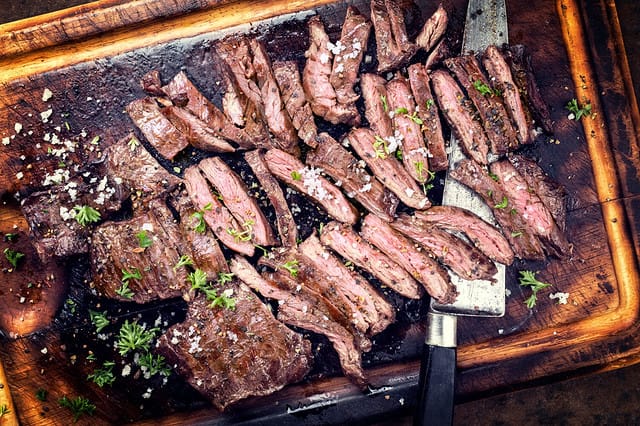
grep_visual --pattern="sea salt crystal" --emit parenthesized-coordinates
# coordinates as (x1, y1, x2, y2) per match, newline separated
(549, 292, 570, 305)
(40, 108, 53, 123)
(42, 88, 53, 102)
(14, 122, 22, 134)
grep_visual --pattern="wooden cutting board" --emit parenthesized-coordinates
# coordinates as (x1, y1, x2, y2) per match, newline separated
(0, 0, 639, 424)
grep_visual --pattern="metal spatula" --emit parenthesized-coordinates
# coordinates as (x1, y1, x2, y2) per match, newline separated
(414, 1, 508, 425)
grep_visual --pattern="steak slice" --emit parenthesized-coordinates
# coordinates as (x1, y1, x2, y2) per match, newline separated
(414, 205, 515, 266)
(156, 283, 313, 411)
(162, 70, 257, 150)
(303, 15, 360, 126)
(391, 214, 498, 282)
(126, 97, 189, 160)
(346, 127, 430, 210)
(449, 158, 546, 260)
(508, 154, 567, 232)
(502, 44, 554, 134)
(230, 256, 367, 387)
(482, 45, 533, 144)
(361, 213, 456, 304)
(407, 63, 448, 172)
(250, 38, 300, 155)
(330, 6, 371, 106)
(298, 234, 395, 336)
(198, 157, 276, 247)
(306, 132, 399, 221)
(489, 159, 570, 257)
(320, 221, 423, 299)
(244, 149, 298, 247)
(263, 148, 359, 224)
(272, 61, 318, 147)
(183, 165, 255, 256)
(162, 105, 236, 153)
(387, 74, 430, 183)
(431, 69, 490, 165)
(445, 55, 519, 156)
(90, 198, 190, 303)
(370, 0, 418, 73)
(361, 73, 394, 140)
(415, 4, 448, 52)
(104, 132, 180, 209)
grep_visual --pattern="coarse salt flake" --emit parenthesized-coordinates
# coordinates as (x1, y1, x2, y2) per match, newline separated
(40, 108, 53, 123)
(549, 292, 570, 305)
(14, 123, 22, 134)
(42, 88, 53, 102)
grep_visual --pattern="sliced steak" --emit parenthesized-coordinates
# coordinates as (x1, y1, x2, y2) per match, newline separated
(320, 221, 423, 299)
(306, 132, 399, 221)
(346, 127, 430, 210)
(198, 157, 276, 247)
(431, 69, 490, 165)
(445, 55, 518, 156)
(162, 71, 257, 149)
(298, 234, 395, 336)
(171, 194, 229, 275)
(230, 256, 367, 387)
(156, 283, 313, 411)
(387, 74, 430, 183)
(415, 4, 448, 52)
(407, 63, 448, 172)
(303, 15, 360, 126)
(508, 154, 567, 231)
(449, 158, 546, 260)
(250, 38, 300, 155)
(391, 214, 498, 282)
(126, 97, 189, 160)
(370, 0, 418, 73)
(414, 205, 515, 266)
(361, 73, 394, 139)
(273, 61, 318, 147)
(489, 159, 570, 257)
(183, 165, 255, 256)
(263, 148, 359, 224)
(90, 198, 190, 303)
(215, 36, 262, 107)
(482, 45, 533, 144)
(104, 132, 180, 208)
(330, 6, 371, 106)
(244, 149, 298, 247)
(162, 105, 236, 153)
(361, 213, 456, 304)
(502, 44, 554, 134)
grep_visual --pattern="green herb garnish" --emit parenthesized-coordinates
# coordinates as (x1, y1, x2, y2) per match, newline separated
(136, 230, 153, 248)
(291, 170, 302, 181)
(519, 270, 552, 309)
(138, 353, 171, 378)
(227, 220, 254, 243)
(3, 247, 25, 269)
(73, 205, 101, 226)
(280, 259, 299, 277)
(380, 94, 388, 112)
(87, 361, 116, 387)
(191, 203, 212, 234)
(116, 320, 159, 356)
(58, 395, 96, 422)
(566, 98, 592, 121)
(89, 310, 110, 333)
(115, 281, 135, 299)
(473, 80, 495, 96)
(0, 404, 10, 418)
(35, 388, 48, 402)
(494, 196, 508, 209)
(173, 254, 194, 271)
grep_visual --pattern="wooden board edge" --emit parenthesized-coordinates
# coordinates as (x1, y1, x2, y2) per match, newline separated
(0, 359, 18, 426)
(0, 0, 235, 59)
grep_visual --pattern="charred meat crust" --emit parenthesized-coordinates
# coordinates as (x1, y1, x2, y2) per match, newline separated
(156, 284, 313, 411)
(360, 72, 394, 139)
(370, 0, 418, 73)
(306, 132, 399, 221)
(415, 3, 448, 52)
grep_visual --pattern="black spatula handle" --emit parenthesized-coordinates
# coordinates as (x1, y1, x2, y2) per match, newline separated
(414, 312, 457, 426)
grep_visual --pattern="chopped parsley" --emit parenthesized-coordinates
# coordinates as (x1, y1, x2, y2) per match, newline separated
(73, 205, 101, 226)
(121, 267, 142, 282)
(380, 94, 388, 112)
(188, 268, 236, 310)
(519, 270, 552, 309)
(138, 353, 171, 378)
(89, 310, 110, 333)
(58, 395, 96, 422)
(280, 259, 299, 277)
(3, 248, 25, 269)
(116, 320, 159, 356)
(566, 98, 592, 121)
(115, 282, 135, 299)
(473, 80, 496, 96)
(291, 170, 302, 181)
(494, 196, 509, 209)
(227, 220, 254, 242)
(87, 361, 116, 387)
(136, 230, 153, 248)
(173, 254, 194, 271)
(0, 404, 9, 418)
(191, 203, 212, 234)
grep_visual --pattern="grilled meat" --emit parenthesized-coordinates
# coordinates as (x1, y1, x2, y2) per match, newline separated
(445, 55, 519, 155)
(330, 6, 372, 106)
(162, 105, 236, 153)
(183, 165, 255, 256)
(126, 97, 189, 160)
(431, 69, 490, 165)
(90, 198, 190, 303)
(264, 148, 359, 224)
(407, 63, 448, 172)
(450, 158, 547, 260)
(370, 0, 418, 73)
(346, 127, 430, 210)
(320, 221, 423, 299)
(156, 283, 313, 411)
(303, 15, 361, 126)
(306, 132, 399, 221)
(361, 214, 456, 304)
(391, 213, 498, 282)
(386, 74, 430, 183)
(360, 73, 394, 139)
(244, 149, 298, 246)
(415, 4, 448, 52)
(198, 157, 276, 247)
(230, 256, 367, 387)
(414, 205, 515, 266)
(272, 61, 318, 147)
(482, 45, 533, 144)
